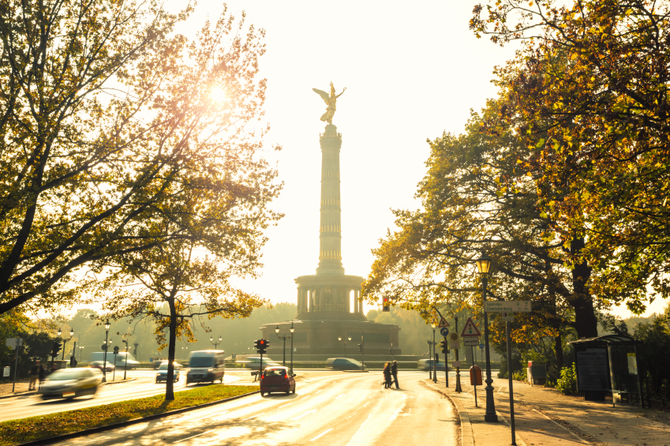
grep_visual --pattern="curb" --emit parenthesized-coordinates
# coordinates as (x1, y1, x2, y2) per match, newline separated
(421, 380, 470, 446)
(16, 390, 259, 445)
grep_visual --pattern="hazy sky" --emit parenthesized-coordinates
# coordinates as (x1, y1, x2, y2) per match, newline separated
(175, 0, 667, 320)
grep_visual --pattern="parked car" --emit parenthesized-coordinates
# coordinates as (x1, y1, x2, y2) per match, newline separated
(90, 361, 115, 373)
(417, 359, 445, 371)
(38, 368, 103, 400)
(156, 361, 182, 383)
(326, 357, 363, 370)
(186, 350, 225, 384)
(260, 366, 295, 396)
(88, 352, 139, 370)
(238, 356, 280, 371)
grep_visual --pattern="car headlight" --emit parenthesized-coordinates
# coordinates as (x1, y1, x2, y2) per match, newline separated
(208, 368, 214, 372)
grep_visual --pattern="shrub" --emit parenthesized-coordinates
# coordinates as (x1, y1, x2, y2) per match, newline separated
(556, 364, 577, 395)
(512, 369, 527, 381)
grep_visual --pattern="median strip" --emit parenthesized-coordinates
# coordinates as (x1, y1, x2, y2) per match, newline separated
(0, 385, 257, 446)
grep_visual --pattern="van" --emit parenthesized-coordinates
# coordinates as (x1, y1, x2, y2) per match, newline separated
(186, 350, 225, 384)
(88, 351, 139, 370)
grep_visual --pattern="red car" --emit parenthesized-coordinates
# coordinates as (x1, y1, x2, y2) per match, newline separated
(260, 366, 295, 396)
(90, 361, 115, 373)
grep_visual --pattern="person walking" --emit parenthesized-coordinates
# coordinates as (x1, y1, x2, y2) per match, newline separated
(29, 361, 39, 390)
(391, 360, 399, 389)
(38, 364, 46, 390)
(383, 362, 392, 389)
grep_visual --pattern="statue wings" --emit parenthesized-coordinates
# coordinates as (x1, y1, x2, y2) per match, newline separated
(312, 88, 330, 104)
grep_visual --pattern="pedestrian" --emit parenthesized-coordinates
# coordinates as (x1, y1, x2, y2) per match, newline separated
(38, 364, 46, 390)
(29, 361, 39, 390)
(383, 362, 392, 389)
(391, 360, 399, 389)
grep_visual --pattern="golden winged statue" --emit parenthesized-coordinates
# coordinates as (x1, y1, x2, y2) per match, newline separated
(312, 82, 346, 125)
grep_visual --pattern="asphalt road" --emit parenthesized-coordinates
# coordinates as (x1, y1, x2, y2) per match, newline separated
(0, 369, 251, 422)
(44, 370, 458, 446)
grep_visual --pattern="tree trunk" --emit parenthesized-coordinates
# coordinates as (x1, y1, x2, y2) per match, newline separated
(571, 237, 599, 338)
(554, 332, 564, 372)
(166, 294, 178, 401)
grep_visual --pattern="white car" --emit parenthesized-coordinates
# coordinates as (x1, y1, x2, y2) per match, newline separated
(38, 368, 103, 400)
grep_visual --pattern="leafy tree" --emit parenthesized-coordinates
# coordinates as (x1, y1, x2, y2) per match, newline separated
(363, 102, 600, 345)
(0, 1, 276, 318)
(634, 304, 670, 403)
(470, 0, 670, 312)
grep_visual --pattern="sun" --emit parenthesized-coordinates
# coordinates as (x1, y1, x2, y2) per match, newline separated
(209, 86, 228, 104)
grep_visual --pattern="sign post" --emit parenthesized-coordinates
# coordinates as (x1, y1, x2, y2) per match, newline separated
(506, 320, 517, 445)
(6, 338, 22, 393)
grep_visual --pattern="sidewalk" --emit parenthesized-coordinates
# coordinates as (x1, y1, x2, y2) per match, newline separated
(423, 372, 670, 446)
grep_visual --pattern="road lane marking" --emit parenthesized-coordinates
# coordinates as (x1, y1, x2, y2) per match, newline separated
(241, 412, 265, 421)
(279, 403, 293, 408)
(292, 409, 317, 420)
(310, 428, 333, 441)
(174, 429, 214, 443)
(362, 401, 370, 407)
(335, 393, 346, 399)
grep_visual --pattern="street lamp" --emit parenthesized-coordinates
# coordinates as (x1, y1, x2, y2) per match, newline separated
(477, 253, 498, 422)
(289, 322, 295, 375)
(275, 325, 291, 367)
(431, 321, 437, 383)
(102, 320, 110, 382)
(58, 328, 74, 361)
(78, 345, 85, 361)
(210, 335, 222, 349)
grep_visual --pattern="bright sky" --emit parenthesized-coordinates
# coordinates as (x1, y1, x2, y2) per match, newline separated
(174, 0, 667, 320)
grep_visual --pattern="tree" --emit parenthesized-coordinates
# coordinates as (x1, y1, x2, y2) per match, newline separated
(363, 102, 600, 343)
(470, 0, 670, 312)
(84, 9, 282, 400)
(0, 1, 276, 317)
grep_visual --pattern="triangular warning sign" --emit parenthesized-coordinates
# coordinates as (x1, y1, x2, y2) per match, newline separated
(461, 317, 481, 337)
(438, 316, 450, 328)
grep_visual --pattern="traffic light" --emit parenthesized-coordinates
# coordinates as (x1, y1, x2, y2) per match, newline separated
(52, 341, 62, 358)
(254, 339, 269, 354)
(357, 343, 362, 352)
(440, 339, 448, 354)
(113, 346, 119, 354)
(382, 297, 390, 312)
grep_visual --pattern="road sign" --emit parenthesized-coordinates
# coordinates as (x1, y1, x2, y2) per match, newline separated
(5, 338, 22, 349)
(3, 366, 9, 377)
(479, 343, 485, 349)
(449, 332, 460, 349)
(485, 301, 532, 313)
(502, 312, 515, 322)
(463, 337, 479, 346)
(461, 317, 481, 337)
(438, 316, 450, 328)
(440, 327, 449, 337)
(452, 361, 462, 368)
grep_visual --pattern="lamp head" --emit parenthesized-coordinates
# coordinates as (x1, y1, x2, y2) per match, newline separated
(57, 328, 62, 337)
(275, 325, 280, 334)
(338, 337, 342, 341)
(69, 329, 74, 337)
(104, 320, 110, 331)
(290, 326, 295, 333)
(476, 254, 492, 275)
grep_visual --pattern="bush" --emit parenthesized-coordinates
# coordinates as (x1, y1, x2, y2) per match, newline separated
(556, 364, 577, 395)
(512, 369, 527, 381)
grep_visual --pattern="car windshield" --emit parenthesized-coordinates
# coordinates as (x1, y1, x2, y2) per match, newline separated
(47, 370, 87, 381)
(264, 368, 286, 377)
(190, 357, 214, 368)
(158, 363, 179, 370)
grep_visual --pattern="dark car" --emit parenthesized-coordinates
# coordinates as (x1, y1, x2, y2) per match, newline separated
(38, 368, 102, 400)
(326, 357, 363, 370)
(156, 361, 181, 383)
(90, 361, 115, 373)
(260, 366, 295, 396)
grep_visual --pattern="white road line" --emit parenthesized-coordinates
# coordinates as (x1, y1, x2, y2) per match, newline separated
(335, 393, 346, 399)
(362, 401, 370, 407)
(173, 429, 214, 443)
(279, 403, 293, 408)
(241, 412, 265, 421)
(532, 409, 590, 444)
(310, 428, 333, 442)
(292, 409, 317, 421)
(389, 408, 402, 421)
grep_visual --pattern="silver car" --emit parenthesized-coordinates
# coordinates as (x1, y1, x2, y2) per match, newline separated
(38, 367, 103, 400)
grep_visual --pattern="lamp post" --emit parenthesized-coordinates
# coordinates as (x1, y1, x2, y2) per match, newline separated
(58, 328, 74, 361)
(122, 337, 129, 380)
(210, 335, 222, 349)
(102, 320, 110, 383)
(275, 325, 291, 367)
(289, 322, 295, 375)
(431, 322, 437, 383)
(78, 345, 85, 362)
(477, 253, 498, 422)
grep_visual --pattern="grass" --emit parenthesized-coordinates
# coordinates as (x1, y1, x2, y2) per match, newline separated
(0, 384, 257, 446)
